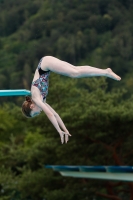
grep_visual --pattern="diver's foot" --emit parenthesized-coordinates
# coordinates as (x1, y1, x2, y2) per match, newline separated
(106, 68, 121, 81)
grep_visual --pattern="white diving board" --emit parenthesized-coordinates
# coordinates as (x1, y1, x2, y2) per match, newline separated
(45, 165, 133, 182)
(0, 90, 31, 96)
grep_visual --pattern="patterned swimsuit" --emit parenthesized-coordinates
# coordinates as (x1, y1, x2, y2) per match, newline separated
(32, 58, 50, 100)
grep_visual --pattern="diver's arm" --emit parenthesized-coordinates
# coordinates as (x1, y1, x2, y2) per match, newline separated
(33, 98, 70, 143)
(45, 103, 70, 134)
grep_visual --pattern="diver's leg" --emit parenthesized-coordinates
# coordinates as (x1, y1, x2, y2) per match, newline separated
(42, 56, 121, 80)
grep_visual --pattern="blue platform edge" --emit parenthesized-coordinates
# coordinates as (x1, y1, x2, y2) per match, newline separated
(45, 165, 133, 173)
(0, 89, 31, 96)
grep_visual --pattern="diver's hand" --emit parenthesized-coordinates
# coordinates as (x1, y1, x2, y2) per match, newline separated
(59, 131, 71, 144)
(64, 130, 71, 144)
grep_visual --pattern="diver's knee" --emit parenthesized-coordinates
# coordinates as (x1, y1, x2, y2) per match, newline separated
(71, 69, 80, 78)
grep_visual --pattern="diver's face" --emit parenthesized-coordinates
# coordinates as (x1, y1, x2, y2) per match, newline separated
(30, 103, 42, 117)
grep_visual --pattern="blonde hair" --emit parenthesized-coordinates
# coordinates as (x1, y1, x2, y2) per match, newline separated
(21, 96, 32, 118)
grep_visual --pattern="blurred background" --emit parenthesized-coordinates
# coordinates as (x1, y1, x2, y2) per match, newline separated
(0, 0, 133, 199)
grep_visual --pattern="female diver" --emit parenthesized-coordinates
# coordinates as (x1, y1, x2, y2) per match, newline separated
(22, 56, 121, 144)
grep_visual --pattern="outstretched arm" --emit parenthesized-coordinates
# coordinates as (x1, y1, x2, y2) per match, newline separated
(45, 103, 71, 142)
(45, 103, 69, 132)
(32, 97, 71, 143)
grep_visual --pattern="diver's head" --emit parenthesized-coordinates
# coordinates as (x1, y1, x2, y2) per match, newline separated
(22, 96, 42, 118)
(22, 96, 32, 118)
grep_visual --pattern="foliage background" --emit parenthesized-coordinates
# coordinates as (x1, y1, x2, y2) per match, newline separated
(0, 0, 133, 199)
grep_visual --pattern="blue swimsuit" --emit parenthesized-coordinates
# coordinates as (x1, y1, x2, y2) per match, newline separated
(32, 58, 50, 100)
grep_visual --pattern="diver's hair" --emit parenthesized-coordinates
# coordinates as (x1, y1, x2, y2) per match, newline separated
(21, 96, 32, 118)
